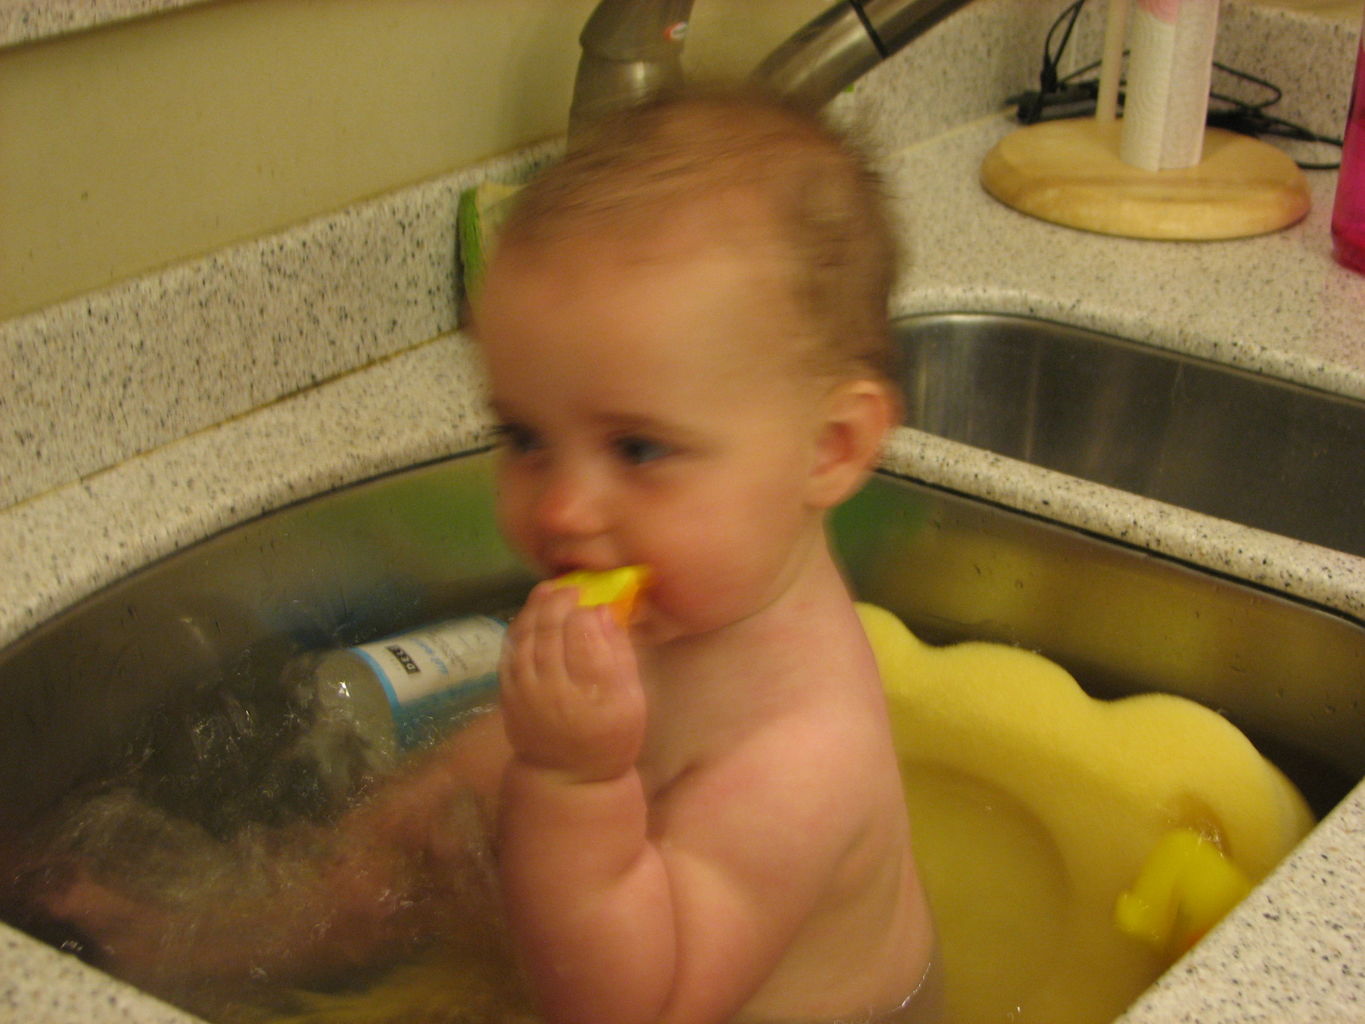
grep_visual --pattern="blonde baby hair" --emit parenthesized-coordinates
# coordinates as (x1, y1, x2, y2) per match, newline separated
(496, 87, 901, 386)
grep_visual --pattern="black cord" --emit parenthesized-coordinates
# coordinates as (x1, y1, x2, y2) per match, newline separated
(1012, 0, 1343, 170)
(848, 1, 889, 59)
(1205, 62, 1342, 169)
(1040, 0, 1086, 94)
(1209, 62, 1282, 112)
(1015, 1, 1088, 124)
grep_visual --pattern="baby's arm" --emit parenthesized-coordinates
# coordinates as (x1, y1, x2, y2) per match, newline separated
(496, 586, 853, 1024)
(497, 584, 669, 1023)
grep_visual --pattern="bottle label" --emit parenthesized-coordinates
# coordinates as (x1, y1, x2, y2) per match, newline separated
(351, 616, 504, 748)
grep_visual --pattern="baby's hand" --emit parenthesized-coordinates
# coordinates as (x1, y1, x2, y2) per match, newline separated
(499, 583, 645, 784)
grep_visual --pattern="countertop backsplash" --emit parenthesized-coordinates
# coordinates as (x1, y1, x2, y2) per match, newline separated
(0, 139, 555, 511)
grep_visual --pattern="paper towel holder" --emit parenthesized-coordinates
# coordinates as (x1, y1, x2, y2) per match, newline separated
(979, 0, 1310, 241)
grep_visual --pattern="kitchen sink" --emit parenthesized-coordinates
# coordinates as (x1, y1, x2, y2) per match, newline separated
(893, 313, 1365, 557)
(0, 449, 1361, 1023)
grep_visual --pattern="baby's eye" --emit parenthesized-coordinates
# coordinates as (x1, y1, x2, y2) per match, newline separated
(614, 435, 671, 466)
(493, 423, 542, 456)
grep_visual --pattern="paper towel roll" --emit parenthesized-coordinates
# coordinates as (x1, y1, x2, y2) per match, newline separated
(1120, 0, 1220, 171)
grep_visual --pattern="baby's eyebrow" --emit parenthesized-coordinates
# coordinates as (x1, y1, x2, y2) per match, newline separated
(599, 411, 659, 428)
(597, 411, 679, 435)
(599, 412, 715, 450)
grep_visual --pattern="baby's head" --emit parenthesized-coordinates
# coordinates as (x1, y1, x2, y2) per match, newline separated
(474, 90, 903, 631)
(490, 88, 900, 388)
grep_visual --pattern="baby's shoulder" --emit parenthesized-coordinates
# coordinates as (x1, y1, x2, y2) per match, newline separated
(731, 650, 896, 792)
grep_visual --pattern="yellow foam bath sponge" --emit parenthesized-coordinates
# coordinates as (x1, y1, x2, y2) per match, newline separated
(856, 603, 1313, 1024)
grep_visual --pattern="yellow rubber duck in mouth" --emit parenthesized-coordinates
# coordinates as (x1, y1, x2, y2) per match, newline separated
(548, 565, 652, 627)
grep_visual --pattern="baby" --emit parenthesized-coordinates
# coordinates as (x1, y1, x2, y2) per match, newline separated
(35, 90, 937, 1024)
(463, 89, 936, 1024)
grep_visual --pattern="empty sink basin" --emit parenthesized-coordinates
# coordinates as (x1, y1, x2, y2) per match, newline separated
(893, 313, 1365, 556)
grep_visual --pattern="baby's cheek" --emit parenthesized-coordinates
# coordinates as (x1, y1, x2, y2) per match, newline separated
(638, 568, 750, 637)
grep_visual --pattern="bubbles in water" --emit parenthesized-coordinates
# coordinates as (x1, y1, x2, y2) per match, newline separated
(2, 644, 531, 1024)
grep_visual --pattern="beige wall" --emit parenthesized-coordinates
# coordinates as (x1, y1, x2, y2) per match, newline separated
(0, 0, 829, 319)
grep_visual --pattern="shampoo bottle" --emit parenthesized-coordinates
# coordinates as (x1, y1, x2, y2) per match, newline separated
(288, 615, 505, 799)
(285, 566, 647, 801)
(1332, 9, 1365, 274)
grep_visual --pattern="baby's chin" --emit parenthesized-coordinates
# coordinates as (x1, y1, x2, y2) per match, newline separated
(635, 593, 771, 647)
(625, 609, 678, 646)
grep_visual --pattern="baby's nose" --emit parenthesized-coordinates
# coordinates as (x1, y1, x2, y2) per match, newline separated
(533, 466, 610, 538)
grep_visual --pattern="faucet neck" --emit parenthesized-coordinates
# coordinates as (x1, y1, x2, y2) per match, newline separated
(754, 0, 975, 109)
(568, 0, 696, 139)
(568, 0, 976, 139)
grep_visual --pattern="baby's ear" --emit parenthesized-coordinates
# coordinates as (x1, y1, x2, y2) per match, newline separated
(806, 378, 898, 509)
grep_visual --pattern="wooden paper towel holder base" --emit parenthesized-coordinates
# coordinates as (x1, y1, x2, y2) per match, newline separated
(980, 118, 1311, 240)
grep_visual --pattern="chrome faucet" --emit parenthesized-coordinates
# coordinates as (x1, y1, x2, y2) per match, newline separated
(568, 0, 695, 137)
(568, 0, 975, 139)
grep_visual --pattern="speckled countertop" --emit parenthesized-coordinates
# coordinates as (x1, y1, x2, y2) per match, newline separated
(0, 0, 210, 49)
(2, 1, 1364, 1021)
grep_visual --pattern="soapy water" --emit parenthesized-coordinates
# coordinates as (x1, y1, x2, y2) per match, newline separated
(0, 622, 1329, 1024)
(0, 653, 1117, 1024)
(13, 785, 533, 1024)
(1, 648, 534, 1024)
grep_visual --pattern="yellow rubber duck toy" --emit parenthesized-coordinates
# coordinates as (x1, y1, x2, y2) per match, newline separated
(1115, 825, 1253, 956)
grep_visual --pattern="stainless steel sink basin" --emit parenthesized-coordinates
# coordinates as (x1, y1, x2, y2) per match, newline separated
(0, 449, 1361, 1022)
(893, 313, 1365, 556)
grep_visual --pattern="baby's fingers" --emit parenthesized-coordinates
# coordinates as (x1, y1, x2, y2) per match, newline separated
(509, 583, 620, 696)
(500, 587, 644, 780)
(563, 604, 631, 698)
(499, 585, 583, 744)
(559, 604, 646, 777)
(508, 583, 576, 690)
